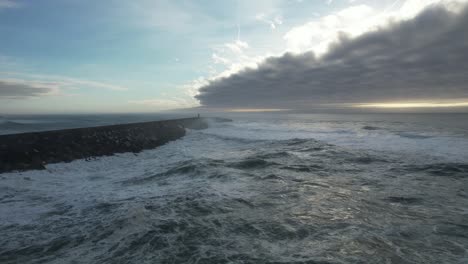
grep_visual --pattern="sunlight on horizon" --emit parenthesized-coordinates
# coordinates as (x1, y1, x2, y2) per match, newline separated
(226, 108, 290, 112)
(354, 101, 468, 108)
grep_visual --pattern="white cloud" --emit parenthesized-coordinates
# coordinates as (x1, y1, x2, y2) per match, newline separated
(284, 0, 468, 55)
(255, 13, 283, 29)
(64, 79, 128, 91)
(212, 53, 230, 65)
(129, 77, 203, 111)
(128, 95, 199, 110)
(0, 0, 20, 9)
(208, 38, 259, 76)
(224, 40, 249, 54)
(284, 4, 376, 54)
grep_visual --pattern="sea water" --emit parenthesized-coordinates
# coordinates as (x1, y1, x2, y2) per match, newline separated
(1, 113, 467, 263)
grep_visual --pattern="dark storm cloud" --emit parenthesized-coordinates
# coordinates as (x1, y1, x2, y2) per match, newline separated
(0, 80, 53, 98)
(196, 5, 468, 109)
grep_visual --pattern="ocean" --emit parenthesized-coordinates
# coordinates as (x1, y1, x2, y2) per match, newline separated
(1, 113, 468, 263)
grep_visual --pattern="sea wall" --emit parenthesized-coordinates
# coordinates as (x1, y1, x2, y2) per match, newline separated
(0, 117, 212, 173)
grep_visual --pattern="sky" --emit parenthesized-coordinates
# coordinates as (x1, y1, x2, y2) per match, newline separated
(1, 0, 467, 114)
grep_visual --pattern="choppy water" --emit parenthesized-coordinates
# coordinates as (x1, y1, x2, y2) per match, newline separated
(1, 113, 468, 263)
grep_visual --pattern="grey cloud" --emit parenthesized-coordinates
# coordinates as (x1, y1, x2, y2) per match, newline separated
(0, 80, 53, 99)
(196, 5, 468, 109)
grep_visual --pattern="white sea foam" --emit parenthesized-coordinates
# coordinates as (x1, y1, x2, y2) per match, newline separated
(0, 133, 248, 226)
(200, 118, 468, 163)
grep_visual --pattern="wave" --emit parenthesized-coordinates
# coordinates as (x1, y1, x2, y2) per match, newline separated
(397, 132, 433, 139)
(362, 125, 381, 130)
(198, 119, 468, 163)
(228, 158, 279, 170)
(121, 158, 227, 186)
(0, 120, 27, 127)
(384, 196, 423, 205)
(392, 163, 468, 178)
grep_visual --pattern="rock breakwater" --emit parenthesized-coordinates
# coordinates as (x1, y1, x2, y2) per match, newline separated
(0, 117, 220, 173)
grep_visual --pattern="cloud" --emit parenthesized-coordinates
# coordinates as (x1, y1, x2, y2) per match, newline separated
(284, 5, 377, 54)
(212, 53, 230, 65)
(128, 98, 197, 110)
(0, 73, 130, 101)
(195, 4, 468, 109)
(255, 13, 283, 29)
(62, 78, 128, 91)
(0, 79, 59, 99)
(224, 40, 249, 54)
(0, 0, 20, 9)
(284, 0, 468, 55)
(0, 72, 129, 92)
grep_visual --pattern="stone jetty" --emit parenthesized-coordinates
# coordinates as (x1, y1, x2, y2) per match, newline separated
(0, 117, 224, 173)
